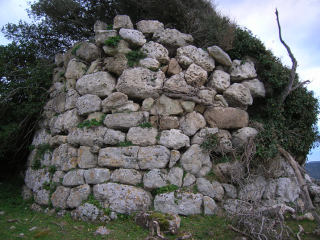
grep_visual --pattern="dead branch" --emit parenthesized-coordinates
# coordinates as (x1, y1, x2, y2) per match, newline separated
(29, 215, 37, 223)
(297, 225, 304, 240)
(279, 148, 320, 227)
(51, 221, 63, 230)
(275, 9, 310, 106)
(7, 218, 20, 223)
(228, 225, 253, 239)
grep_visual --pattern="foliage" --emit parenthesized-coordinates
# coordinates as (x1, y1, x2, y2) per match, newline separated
(149, 212, 174, 231)
(77, 115, 105, 129)
(116, 139, 133, 147)
(151, 184, 179, 196)
(106, 24, 113, 30)
(200, 133, 219, 153)
(48, 164, 57, 174)
(138, 122, 153, 128)
(126, 49, 147, 67)
(70, 44, 82, 54)
(31, 143, 52, 170)
(192, 185, 198, 194)
(227, 27, 320, 161)
(104, 35, 122, 47)
(42, 180, 58, 194)
(85, 193, 102, 209)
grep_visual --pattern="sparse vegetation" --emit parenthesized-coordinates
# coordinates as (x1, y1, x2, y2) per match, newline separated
(31, 143, 52, 170)
(151, 184, 179, 196)
(77, 115, 106, 129)
(126, 50, 147, 67)
(71, 44, 82, 55)
(138, 122, 153, 128)
(104, 36, 122, 47)
(116, 140, 133, 147)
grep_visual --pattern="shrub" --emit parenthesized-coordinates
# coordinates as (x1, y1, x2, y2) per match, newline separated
(126, 50, 147, 67)
(104, 36, 122, 47)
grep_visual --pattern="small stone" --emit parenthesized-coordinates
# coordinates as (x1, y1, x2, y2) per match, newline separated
(29, 227, 38, 231)
(94, 226, 112, 236)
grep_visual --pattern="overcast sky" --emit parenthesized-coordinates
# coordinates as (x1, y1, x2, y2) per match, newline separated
(1, 0, 320, 161)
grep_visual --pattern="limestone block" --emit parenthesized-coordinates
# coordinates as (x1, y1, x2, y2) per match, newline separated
(51, 186, 71, 209)
(185, 64, 207, 87)
(104, 54, 128, 76)
(207, 70, 230, 92)
(137, 20, 164, 37)
(154, 192, 178, 214)
(116, 67, 165, 99)
(150, 95, 183, 116)
(62, 169, 85, 187)
(67, 184, 91, 208)
(98, 146, 140, 169)
(176, 192, 203, 215)
(203, 196, 218, 215)
(78, 146, 98, 168)
(127, 127, 158, 146)
(167, 167, 183, 187)
(197, 89, 217, 103)
(183, 173, 196, 187)
(179, 111, 206, 136)
(159, 129, 190, 150)
(143, 169, 167, 191)
(52, 144, 78, 171)
(167, 58, 182, 76)
(139, 57, 160, 71)
(51, 109, 83, 135)
(104, 111, 149, 131)
(242, 79, 266, 98)
(223, 83, 253, 110)
(138, 146, 171, 170)
(103, 40, 132, 56)
(191, 128, 219, 145)
(196, 178, 216, 198)
(76, 43, 101, 62)
(180, 144, 212, 177)
(214, 94, 228, 107)
(65, 58, 87, 80)
(111, 169, 142, 186)
(140, 41, 170, 64)
(211, 180, 225, 201)
(169, 150, 180, 168)
(238, 176, 266, 201)
(229, 58, 257, 81)
(22, 185, 33, 201)
(35, 189, 50, 206)
(222, 184, 238, 199)
(93, 183, 152, 214)
(67, 126, 107, 147)
(103, 129, 126, 145)
(231, 127, 259, 149)
(65, 89, 80, 111)
(113, 15, 134, 30)
(101, 92, 128, 113)
(204, 107, 249, 129)
(52, 171, 66, 185)
(32, 129, 51, 148)
(207, 46, 232, 66)
(176, 45, 215, 71)
(94, 20, 108, 31)
(141, 98, 155, 111)
(84, 168, 111, 184)
(276, 177, 300, 202)
(119, 28, 146, 47)
(76, 94, 102, 116)
(111, 101, 140, 113)
(95, 30, 118, 47)
(262, 178, 276, 200)
(76, 72, 116, 97)
(160, 116, 180, 130)
(163, 72, 194, 94)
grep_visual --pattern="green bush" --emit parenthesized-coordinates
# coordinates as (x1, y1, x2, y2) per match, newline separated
(126, 50, 147, 67)
(104, 36, 122, 47)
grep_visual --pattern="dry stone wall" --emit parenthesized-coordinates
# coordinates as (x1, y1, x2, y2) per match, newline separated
(23, 15, 309, 221)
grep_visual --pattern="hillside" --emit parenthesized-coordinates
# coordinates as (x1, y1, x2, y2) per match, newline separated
(306, 161, 320, 180)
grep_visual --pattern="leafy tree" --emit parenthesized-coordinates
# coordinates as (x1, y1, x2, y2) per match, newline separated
(0, 41, 53, 175)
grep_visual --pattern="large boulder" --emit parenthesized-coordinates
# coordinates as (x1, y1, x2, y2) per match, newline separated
(207, 70, 230, 92)
(76, 94, 102, 116)
(159, 129, 190, 150)
(167, 167, 184, 187)
(127, 127, 158, 146)
(150, 95, 183, 116)
(101, 92, 128, 113)
(143, 169, 167, 191)
(176, 45, 215, 71)
(51, 186, 71, 209)
(93, 183, 152, 214)
(163, 73, 194, 94)
(62, 169, 85, 187)
(139, 58, 160, 71)
(242, 79, 266, 98)
(84, 168, 111, 184)
(111, 169, 142, 186)
(141, 41, 170, 64)
(167, 58, 182, 76)
(76, 43, 101, 62)
(52, 144, 78, 171)
(276, 178, 300, 202)
(77, 146, 98, 169)
(223, 83, 253, 110)
(32, 129, 51, 147)
(103, 54, 128, 76)
(103, 111, 149, 131)
(76, 72, 116, 97)
(138, 146, 171, 170)
(180, 144, 212, 177)
(137, 20, 164, 37)
(113, 15, 134, 30)
(231, 127, 259, 149)
(65, 89, 80, 111)
(116, 67, 165, 99)
(50, 109, 83, 135)
(103, 129, 126, 145)
(179, 111, 206, 136)
(67, 126, 107, 147)
(204, 107, 249, 129)
(67, 184, 91, 208)
(207, 46, 232, 66)
(119, 29, 146, 47)
(229, 58, 257, 81)
(65, 58, 87, 80)
(184, 64, 207, 87)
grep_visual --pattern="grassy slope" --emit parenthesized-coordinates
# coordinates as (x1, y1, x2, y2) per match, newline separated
(0, 179, 317, 240)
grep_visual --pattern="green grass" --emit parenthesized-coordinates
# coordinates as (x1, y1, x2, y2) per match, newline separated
(1, 179, 318, 240)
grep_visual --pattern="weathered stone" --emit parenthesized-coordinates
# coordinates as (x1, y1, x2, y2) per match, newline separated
(22, 185, 33, 201)
(111, 169, 142, 186)
(103, 40, 132, 56)
(185, 64, 207, 87)
(86, 58, 102, 75)
(137, 20, 164, 37)
(196, 178, 215, 198)
(86, 112, 104, 122)
(78, 146, 98, 168)
(116, 68, 165, 99)
(51, 186, 71, 209)
(167, 167, 183, 187)
(203, 196, 218, 215)
(95, 30, 117, 47)
(67, 184, 91, 208)
(65, 58, 87, 80)
(238, 176, 266, 201)
(93, 183, 152, 214)
(262, 178, 276, 200)
(176, 192, 203, 215)
(104, 54, 128, 76)
(154, 192, 178, 214)
(119, 28, 146, 47)
(180, 145, 212, 177)
(76, 43, 101, 62)
(231, 127, 258, 149)
(150, 95, 183, 115)
(76, 94, 102, 116)
(160, 116, 180, 130)
(32, 129, 51, 148)
(52, 67, 65, 83)
(140, 41, 170, 64)
(167, 58, 182, 76)
(25, 168, 51, 191)
(65, 89, 80, 111)
(67, 126, 107, 147)
(159, 129, 190, 149)
(183, 173, 196, 187)
(62, 169, 85, 187)
(207, 46, 232, 66)
(52, 144, 78, 171)
(30, 203, 44, 213)
(94, 226, 112, 236)
(169, 150, 180, 168)
(71, 203, 105, 222)
(214, 94, 228, 107)
(111, 101, 140, 113)
(127, 127, 158, 146)
(113, 15, 134, 30)
(98, 146, 140, 169)
(65, 79, 76, 90)
(84, 168, 111, 184)
(242, 79, 266, 98)
(212, 161, 245, 183)
(103, 129, 126, 145)
(223, 83, 253, 110)
(101, 92, 128, 113)
(197, 90, 217, 103)
(153, 29, 193, 55)
(143, 169, 167, 191)
(204, 107, 249, 129)
(104, 111, 149, 130)
(141, 98, 155, 111)
(35, 189, 50, 206)
(207, 70, 230, 92)
(229, 58, 257, 81)
(223, 199, 250, 214)
(163, 72, 194, 94)
(76, 72, 116, 97)
(222, 184, 237, 199)
(55, 53, 64, 66)
(179, 111, 206, 136)
(176, 45, 215, 71)
(276, 178, 300, 202)
(52, 171, 66, 185)
(94, 20, 108, 31)
(211, 180, 225, 201)
(139, 57, 160, 70)
(44, 93, 66, 113)
(138, 146, 171, 170)
(51, 109, 83, 135)
(191, 128, 219, 145)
